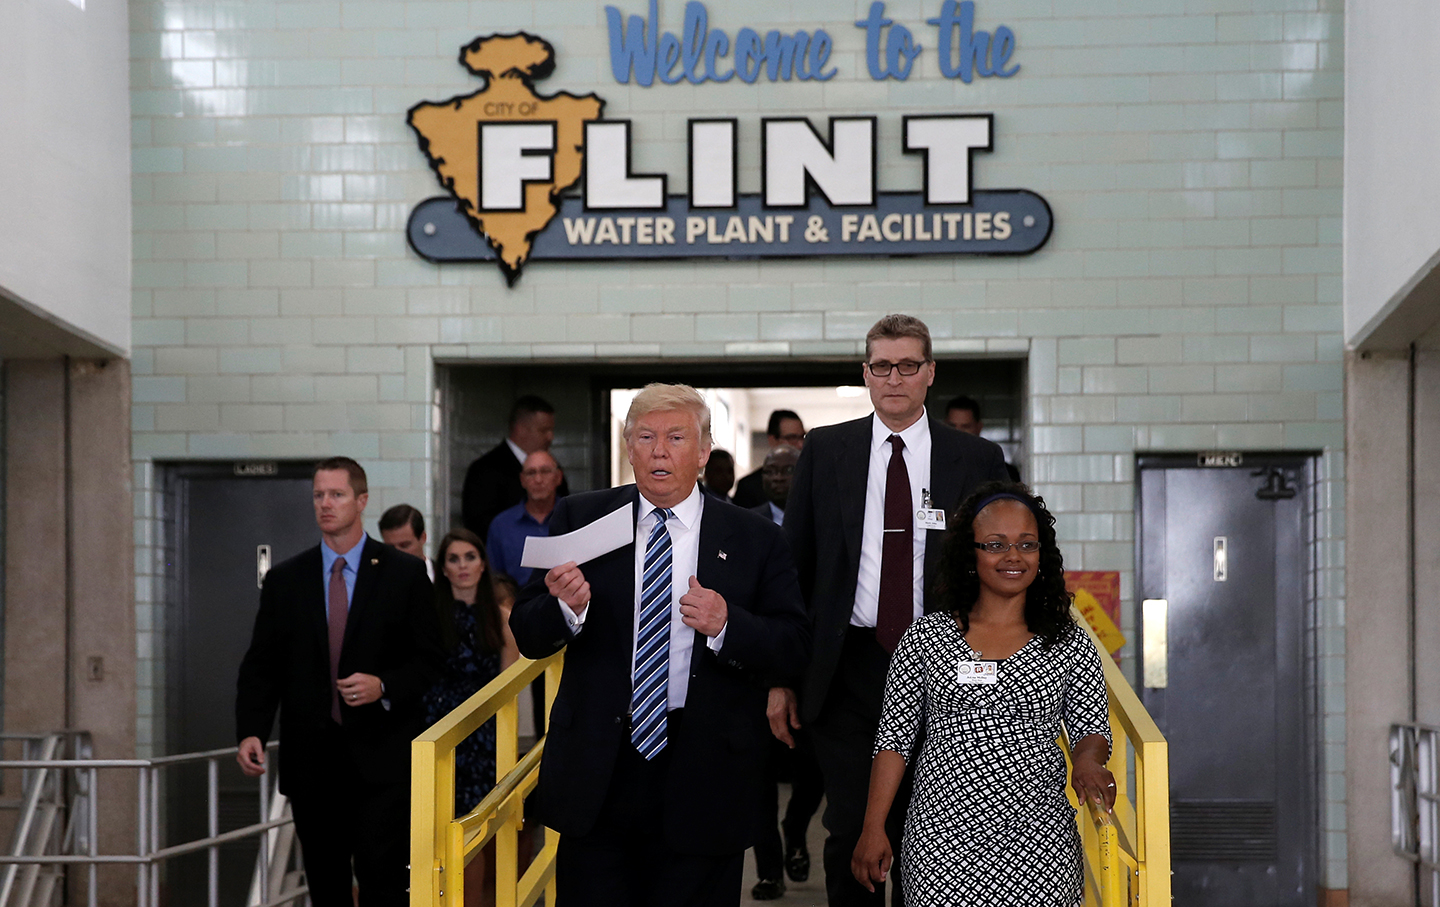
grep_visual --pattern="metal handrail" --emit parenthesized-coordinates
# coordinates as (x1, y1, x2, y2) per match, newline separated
(1391, 722, 1439, 906)
(0, 735, 307, 907)
(411, 653, 563, 907)
(1073, 613, 1172, 907)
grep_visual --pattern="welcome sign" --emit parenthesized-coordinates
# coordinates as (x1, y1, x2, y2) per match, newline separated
(406, 2, 1052, 284)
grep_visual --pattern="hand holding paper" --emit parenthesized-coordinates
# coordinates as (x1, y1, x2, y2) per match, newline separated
(545, 562, 591, 614)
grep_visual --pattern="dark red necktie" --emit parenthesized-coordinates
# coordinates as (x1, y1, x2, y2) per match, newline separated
(328, 558, 347, 723)
(877, 434, 913, 653)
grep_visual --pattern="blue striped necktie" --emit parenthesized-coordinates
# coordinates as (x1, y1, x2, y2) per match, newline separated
(631, 508, 675, 760)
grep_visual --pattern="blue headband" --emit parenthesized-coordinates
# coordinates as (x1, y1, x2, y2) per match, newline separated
(972, 492, 1038, 516)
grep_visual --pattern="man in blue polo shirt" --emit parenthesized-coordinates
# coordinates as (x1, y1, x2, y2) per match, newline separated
(486, 449, 563, 585)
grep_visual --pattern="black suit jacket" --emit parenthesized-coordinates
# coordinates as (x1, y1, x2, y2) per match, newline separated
(731, 468, 766, 509)
(461, 441, 571, 538)
(783, 415, 1010, 723)
(235, 536, 443, 794)
(509, 485, 810, 854)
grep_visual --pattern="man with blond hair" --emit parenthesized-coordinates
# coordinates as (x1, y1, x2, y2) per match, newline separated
(510, 383, 810, 907)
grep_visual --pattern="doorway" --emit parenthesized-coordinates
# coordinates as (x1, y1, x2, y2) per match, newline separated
(160, 461, 317, 907)
(439, 357, 1025, 526)
(1137, 454, 1319, 905)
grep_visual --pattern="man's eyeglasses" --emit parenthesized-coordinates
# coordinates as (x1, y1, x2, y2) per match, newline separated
(762, 465, 795, 476)
(973, 540, 1042, 554)
(776, 432, 806, 444)
(521, 467, 557, 478)
(865, 359, 929, 377)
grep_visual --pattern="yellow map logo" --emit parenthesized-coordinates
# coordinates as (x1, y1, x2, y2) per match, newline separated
(408, 34, 604, 284)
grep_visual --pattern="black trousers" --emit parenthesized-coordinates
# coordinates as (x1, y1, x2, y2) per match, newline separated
(287, 723, 410, 907)
(555, 712, 743, 907)
(752, 732, 824, 880)
(809, 627, 912, 907)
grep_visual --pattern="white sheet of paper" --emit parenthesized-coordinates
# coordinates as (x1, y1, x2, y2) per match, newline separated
(519, 503, 634, 570)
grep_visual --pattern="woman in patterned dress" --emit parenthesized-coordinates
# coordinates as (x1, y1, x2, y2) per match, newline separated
(423, 529, 519, 815)
(851, 482, 1116, 906)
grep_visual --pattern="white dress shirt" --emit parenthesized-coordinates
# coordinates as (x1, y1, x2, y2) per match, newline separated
(851, 410, 931, 627)
(558, 484, 725, 709)
(765, 501, 784, 526)
(505, 437, 527, 465)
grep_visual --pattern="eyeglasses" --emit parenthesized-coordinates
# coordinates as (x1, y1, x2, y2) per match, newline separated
(762, 465, 795, 476)
(973, 540, 1042, 554)
(521, 467, 557, 478)
(776, 432, 806, 444)
(865, 359, 929, 377)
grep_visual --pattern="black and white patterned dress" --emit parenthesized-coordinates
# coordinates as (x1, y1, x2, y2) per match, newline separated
(874, 612, 1111, 906)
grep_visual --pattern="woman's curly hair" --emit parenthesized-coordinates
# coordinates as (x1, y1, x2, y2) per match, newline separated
(934, 480, 1074, 648)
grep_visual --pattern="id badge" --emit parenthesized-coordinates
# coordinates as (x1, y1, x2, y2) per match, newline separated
(916, 508, 947, 531)
(957, 660, 998, 685)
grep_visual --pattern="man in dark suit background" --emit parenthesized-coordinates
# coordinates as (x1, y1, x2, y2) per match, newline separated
(773, 315, 1010, 906)
(747, 445, 799, 527)
(461, 395, 571, 538)
(732, 410, 806, 509)
(236, 457, 442, 907)
(746, 442, 823, 901)
(945, 394, 1022, 482)
(510, 383, 810, 907)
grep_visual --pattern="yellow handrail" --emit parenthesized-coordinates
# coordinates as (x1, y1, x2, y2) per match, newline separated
(412, 614, 1167, 907)
(1072, 611, 1171, 907)
(410, 653, 563, 907)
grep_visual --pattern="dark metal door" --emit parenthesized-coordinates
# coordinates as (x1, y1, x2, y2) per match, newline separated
(1138, 455, 1315, 906)
(164, 463, 316, 906)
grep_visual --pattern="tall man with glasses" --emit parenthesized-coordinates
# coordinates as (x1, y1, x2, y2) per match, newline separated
(774, 315, 1009, 906)
(510, 383, 810, 907)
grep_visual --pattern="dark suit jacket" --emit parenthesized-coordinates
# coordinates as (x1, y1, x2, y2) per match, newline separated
(235, 536, 443, 794)
(461, 441, 571, 538)
(749, 501, 781, 525)
(731, 468, 766, 509)
(509, 485, 810, 854)
(783, 415, 1010, 723)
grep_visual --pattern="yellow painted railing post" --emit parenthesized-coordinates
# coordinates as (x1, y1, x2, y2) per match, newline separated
(435, 748, 457, 906)
(496, 696, 520, 907)
(446, 821, 465, 907)
(411, 738, 439, 907)
(412, 654, 563, 907)
(1139, 738, 1171, 906)
(1070, 611, 1169, 907)
(1097, 821, 1123, 904)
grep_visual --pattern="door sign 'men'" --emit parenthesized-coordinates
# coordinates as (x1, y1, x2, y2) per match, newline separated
(407, 10, 1050, 285)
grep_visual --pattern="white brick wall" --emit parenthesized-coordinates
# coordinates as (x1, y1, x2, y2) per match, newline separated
(130, 0, 1347, 884)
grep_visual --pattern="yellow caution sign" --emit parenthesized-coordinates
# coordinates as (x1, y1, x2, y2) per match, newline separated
(1074, 588, 1126, 654)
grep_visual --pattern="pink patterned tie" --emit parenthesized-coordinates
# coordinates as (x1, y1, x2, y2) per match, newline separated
(328, 558, 347, 723)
